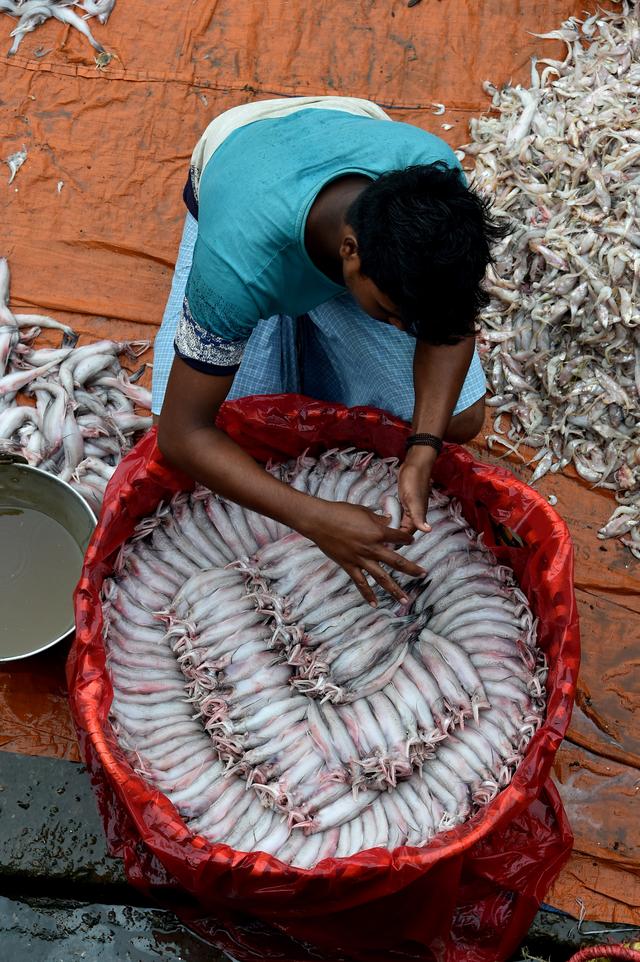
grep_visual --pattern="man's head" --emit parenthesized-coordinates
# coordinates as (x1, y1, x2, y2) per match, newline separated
(339, 162, 508, 343)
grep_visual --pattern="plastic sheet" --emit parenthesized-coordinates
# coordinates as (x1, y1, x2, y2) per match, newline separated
(68, 395, 579, 962)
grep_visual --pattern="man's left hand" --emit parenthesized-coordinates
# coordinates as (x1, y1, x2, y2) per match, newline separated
(397, 444, 438, 534)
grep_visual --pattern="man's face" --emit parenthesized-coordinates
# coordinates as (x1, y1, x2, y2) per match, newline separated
(349, 273, 404, 330)
(342, 250, 405, 330)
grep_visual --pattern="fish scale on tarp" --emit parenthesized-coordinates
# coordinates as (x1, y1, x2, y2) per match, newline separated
(67, 395, 578, 962)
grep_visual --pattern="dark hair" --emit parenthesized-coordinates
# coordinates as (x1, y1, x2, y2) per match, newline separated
(346, 162, 509, 344)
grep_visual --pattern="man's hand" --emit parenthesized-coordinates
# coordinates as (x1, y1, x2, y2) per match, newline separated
(398, 444, 437, 534)
(298, 499, 426, 606)
(159, 359, 427, 606)
(159, 357, 440, 605)
(404, 336, 476, 532)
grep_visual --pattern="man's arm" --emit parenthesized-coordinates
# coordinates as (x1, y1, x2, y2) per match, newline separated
(157, 357, 425, 604)
(398, 336, 476, 532)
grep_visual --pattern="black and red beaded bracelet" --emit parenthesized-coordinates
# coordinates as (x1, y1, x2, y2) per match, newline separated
(405, 432, 443, 455)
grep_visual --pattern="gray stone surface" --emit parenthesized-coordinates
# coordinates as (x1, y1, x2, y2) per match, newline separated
(1, 893, 638, 962)
(1, 751, 637, 961)
(0, 751, 126, 889)
(514, 908, 640, 961)
(0, 895, 225, 961)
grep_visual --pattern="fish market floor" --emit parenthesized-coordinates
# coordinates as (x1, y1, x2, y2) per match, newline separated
(0, 751, 637, 961)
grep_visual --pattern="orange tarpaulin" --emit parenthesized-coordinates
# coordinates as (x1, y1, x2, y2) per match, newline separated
(1, 0, 638, 927)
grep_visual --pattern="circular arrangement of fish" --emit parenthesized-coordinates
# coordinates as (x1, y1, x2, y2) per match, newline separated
(104, 450, 547, 869)
(465, 1, 640, 558)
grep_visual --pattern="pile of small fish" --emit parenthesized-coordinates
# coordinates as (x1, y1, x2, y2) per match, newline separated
(463, 0, 640, 558)
(104, 449, 546, 868)
(0, 0, 114, 57)
(0, 257, 152, 514)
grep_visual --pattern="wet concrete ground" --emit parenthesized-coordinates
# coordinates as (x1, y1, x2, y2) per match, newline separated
(1, 896, 217, 961)
(0, 751, 226, 960)
(0, 752, 126, 893)
(0, 751, 637, 961)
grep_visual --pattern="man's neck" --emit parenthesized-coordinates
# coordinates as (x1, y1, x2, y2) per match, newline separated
(304, 175, 371, 284)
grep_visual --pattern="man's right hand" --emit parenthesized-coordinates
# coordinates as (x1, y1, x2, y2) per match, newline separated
(297, 499, 426, 606)
(158, 358, 427, 607)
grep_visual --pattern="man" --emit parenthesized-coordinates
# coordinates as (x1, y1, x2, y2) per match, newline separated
(152, 96, 505, 604)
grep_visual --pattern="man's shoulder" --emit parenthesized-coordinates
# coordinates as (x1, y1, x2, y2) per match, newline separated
(378, 118, 460, 162)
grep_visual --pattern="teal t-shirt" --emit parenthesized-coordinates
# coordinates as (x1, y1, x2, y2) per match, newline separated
(177, 108, 461, 371)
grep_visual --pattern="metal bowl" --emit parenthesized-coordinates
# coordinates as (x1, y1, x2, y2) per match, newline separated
(0, 454, 97, 661)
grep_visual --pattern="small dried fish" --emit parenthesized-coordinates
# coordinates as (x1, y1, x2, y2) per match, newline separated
(466, 1, 640, 559)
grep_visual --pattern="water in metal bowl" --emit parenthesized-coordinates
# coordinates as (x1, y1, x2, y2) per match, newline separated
(0, 459, 96, 661)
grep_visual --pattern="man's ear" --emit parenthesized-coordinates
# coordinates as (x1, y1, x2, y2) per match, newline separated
(340, 229, 360, 264)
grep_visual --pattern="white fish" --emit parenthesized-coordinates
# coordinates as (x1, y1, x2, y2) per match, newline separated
(0, 257, 11, 310)
(80, 0, 115, 24)
(8, 12, 48, 56)
(32, 380, 69, 453)
(505, 88, 538, 151)
(0, 323, 18, 378)
(0, 403, 40, 439)
(0, 258, 18, 375)
(5, 146, 26, 183)
(2, 0, 115, 54)
(0, 359, 58, 396)
(95, 371, 152, 409)
(59, 406, 84, 481)
(15, 313, 76, 338)
(0, 256, 149, 494)
(101, 453, 543, 865)
(49, 3, 104, 51)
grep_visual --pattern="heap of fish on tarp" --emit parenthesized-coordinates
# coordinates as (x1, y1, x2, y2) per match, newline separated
(464, 0, 640, 558)
(103, 449, 546, 868)
(0, 257, 151, 515)
(0, 0, 114, 57)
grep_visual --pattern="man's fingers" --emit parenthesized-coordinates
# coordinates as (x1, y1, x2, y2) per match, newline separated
(399, 512, 417, 534)
(380, 524, 414, 545)
(369, 509, 417, 543)
(347, 567, 377, 607)
(364, 563, 409, 605)
(375, 547, 426, 578)
(401, 497, 431, 534)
